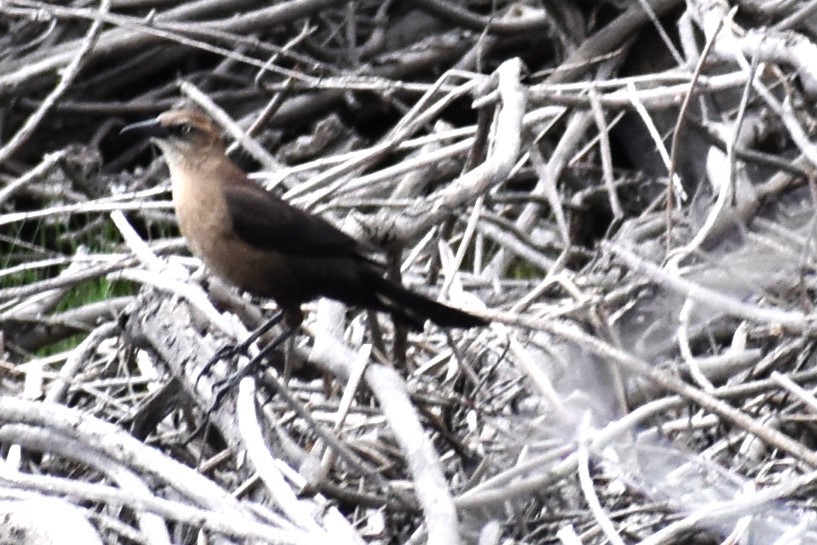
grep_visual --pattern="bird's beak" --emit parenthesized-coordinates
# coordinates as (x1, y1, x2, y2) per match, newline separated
(120, 118, 169, 139)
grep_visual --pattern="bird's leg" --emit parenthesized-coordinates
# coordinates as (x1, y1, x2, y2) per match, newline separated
(210, 322, 299, 406)
(192, 310, 301, 435)
(386, 250, 409, 369)
(280, 308, 303, 383)
(185, 321, 299, 447)
(195, 310, 284, 387)
(282, 333, 295, 383)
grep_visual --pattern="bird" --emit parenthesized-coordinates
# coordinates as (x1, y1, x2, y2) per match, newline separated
(120, 108, 487, 337)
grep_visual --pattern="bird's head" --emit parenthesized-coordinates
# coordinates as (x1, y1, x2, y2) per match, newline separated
(121, 109, 225, 167)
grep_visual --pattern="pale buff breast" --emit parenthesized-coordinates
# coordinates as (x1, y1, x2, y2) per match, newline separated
(164, 147, 230, 253)
(167, 160, 298, 301)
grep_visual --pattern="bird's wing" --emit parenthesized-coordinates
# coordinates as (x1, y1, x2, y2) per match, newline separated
(223, 181, 363, 258)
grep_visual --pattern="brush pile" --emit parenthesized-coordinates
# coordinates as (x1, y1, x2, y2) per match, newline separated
(1, 1, 817, 544)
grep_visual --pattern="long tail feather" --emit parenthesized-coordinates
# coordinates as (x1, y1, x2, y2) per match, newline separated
(367, 272, 487, 329)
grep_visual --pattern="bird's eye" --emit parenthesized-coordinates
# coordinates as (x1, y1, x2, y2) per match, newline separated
(170, 123, 193, 137)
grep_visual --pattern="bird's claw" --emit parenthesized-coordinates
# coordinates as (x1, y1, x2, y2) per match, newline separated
(193, 310, 285, 388)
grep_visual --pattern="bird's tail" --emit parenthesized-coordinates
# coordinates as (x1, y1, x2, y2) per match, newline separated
(366, 272, 487, 330)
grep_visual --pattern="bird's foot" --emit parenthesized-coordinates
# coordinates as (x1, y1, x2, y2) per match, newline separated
(184, 323, 296, 447)
(194, 310, 284, 388)
(191, 325, 294, 439)
(211, 324, 296, 392)
(208, 353, 264, 407)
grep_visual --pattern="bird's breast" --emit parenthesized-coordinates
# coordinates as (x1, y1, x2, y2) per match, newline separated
(171, 176, 224, 258)
(170, 172, 300, 304)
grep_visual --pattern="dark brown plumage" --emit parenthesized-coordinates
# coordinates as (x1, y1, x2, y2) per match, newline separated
(121, 109, 487, 330)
